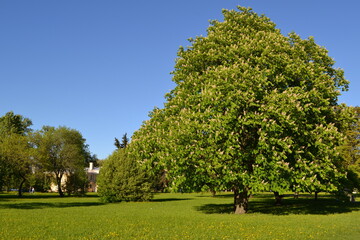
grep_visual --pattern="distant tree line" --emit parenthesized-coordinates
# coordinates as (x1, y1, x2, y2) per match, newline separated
(0, 111, 96, 197)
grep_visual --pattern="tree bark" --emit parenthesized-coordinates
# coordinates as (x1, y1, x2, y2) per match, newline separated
(233, 188, 249, 214)
(274, 192, 283, 205)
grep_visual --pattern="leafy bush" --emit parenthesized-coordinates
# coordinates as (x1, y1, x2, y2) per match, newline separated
(97, 149, 153, 203)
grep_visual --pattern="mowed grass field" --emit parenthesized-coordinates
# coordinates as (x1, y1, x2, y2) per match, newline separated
(0, 192, 359, 240)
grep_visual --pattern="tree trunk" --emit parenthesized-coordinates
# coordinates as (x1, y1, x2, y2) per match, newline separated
(210, 189, 216, 197)
(294, 192, 299, 199)
(56, 174, 64, 197)
(274, 192, 283, 205)
(233, 188, 249, 214)
(18, 177, 26, 197)
(314, 191, 319, 200)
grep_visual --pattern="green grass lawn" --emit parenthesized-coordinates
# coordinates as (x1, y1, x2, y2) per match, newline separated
(0, 192, 359, 239)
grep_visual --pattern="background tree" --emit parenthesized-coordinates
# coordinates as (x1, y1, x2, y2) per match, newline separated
(33, 126, 90, 197)
(114, 133, 129, 149)
(97, 149, 153, 203)
(0, 134, 33, 196)
(87, 153, 100, 167)
(114, 138, 121, 149)
(29, 170, 52, 193)
(121, 133, 129, 148)
(130, 7, 352, 214)
(64, 167, 88, 196)
(339, 106, 360, 192)
(0, 112, 33, 196)
(0, 111, 32, 136)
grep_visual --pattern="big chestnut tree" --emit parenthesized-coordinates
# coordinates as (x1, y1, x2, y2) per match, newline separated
(130, 7, 353, 214)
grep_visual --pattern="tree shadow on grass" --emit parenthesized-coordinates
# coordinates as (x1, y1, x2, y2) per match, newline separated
(251, 198, 360, 215)
(196, 203, 234, 214)
(0, 193, 99, 199)
(0, 194, 103, 209)
(0, 201, 104, 210)
(196, 195, 360, 215)
(151, 198, 193, 202)
(197, 194, 233, 198)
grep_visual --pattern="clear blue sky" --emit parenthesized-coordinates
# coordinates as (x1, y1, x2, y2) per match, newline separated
(1, 0, 359, 159)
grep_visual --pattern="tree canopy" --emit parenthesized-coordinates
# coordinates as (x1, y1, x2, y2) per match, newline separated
(0, 112, 33, 196)
(129, 7, 353, 214)
(0, 111, 32, 136)
(340, 106, 360, 191)
(32, 126, 91, 197)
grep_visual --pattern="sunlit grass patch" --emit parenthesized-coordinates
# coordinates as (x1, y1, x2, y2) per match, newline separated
(0, 192, 359, 239)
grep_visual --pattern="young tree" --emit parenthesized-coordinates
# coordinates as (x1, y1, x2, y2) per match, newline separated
(97, 149, 153, 203)
(130, 7, 352, 214)
(33, 126, 90, 197)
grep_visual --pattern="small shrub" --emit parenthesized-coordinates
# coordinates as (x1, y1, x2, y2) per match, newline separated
(97, 149, 153, 203)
